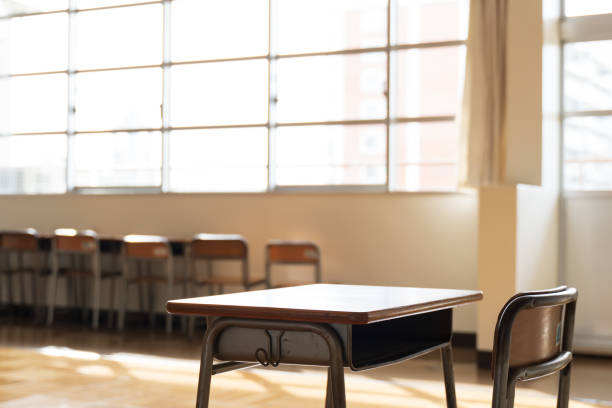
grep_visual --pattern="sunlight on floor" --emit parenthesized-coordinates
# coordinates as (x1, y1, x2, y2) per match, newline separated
(0, 347, 607, 408)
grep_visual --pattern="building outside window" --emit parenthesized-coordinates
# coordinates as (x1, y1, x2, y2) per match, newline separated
(562, 0, 612, 190)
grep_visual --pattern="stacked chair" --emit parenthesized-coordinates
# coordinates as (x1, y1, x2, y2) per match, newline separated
(46, 228, 120, 329)
(265, 240, 321, 288)
(117, 234, 175, 334)
(0, 228, 42, 317)
(189, 233, 266, 294)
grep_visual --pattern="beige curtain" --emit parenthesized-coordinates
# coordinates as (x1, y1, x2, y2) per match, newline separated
(458, 0, 508, 187)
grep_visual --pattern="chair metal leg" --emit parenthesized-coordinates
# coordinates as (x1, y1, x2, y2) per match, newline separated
(148, 281, 155, 328)
(18, 252, 26, 305)
(441, 344, 457, 408)
(5, 253, 13, 305)
(46, 248, 59, 326)
(91, 252, 101, 329)
(137, 261, 145, 312)
(108, 277, 115, 329)
(557, 361, 572, 408)
(32, 252, 40, 322)
(117, 256, 128, 331)
(506, 379, 517, 408)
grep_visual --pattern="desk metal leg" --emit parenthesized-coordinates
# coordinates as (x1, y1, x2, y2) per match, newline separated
(325, 367, 334, 408)
(441, 344, 457, 408)
(195, 318, 346, 408)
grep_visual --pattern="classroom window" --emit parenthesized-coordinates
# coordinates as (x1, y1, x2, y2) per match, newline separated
(562, 2, 612, 191)
(0, 0, 467, 194)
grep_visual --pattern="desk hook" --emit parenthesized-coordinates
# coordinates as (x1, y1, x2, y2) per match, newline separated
(255, 330, 285, 367)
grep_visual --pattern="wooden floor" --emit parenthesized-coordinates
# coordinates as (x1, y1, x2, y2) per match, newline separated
(1, 316, 611, 407)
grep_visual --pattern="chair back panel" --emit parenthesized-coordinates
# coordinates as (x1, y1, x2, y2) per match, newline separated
(55, 235, 97, 253)
(191, 239, 247, 259)
(124, 242, 170, 259)
(0, 233, 38, 250)
(509, 305, 563, 368)
(267, 243, 319, 264)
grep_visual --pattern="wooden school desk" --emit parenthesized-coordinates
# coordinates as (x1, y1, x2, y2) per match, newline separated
(167, 283, 483, 408)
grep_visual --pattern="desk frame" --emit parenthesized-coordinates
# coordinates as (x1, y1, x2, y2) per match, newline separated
(195, 316, 457, 408)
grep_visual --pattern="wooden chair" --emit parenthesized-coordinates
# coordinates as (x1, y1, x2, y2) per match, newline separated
(265, 240, 321, 288)
(491, 286, 578, 408)
(0, 229, 42, 317)
(46, 228, 116, 329)
(189, 234, 266, 294)
(117, 234, 174, 334)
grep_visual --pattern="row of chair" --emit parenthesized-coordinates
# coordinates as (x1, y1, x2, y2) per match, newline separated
(0, 228, 322, 334)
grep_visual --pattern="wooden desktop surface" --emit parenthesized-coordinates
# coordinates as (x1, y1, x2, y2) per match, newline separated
(166, 284, 483, 325)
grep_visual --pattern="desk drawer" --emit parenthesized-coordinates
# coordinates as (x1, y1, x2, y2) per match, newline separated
(213, 309, 452, 370)
(347, 309, 452, 370)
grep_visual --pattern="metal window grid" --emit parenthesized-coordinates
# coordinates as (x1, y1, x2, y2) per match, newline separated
(0, 0, 467, 194)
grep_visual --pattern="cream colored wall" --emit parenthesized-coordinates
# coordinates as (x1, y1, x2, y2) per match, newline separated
(516, 185, 558, 293)
(0, 192, 479, 332)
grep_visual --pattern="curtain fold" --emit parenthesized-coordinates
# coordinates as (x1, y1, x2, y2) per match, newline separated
(458, 0, 509, 187)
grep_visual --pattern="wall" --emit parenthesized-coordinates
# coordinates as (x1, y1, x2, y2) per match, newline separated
(0, 192, 479, 332)
(516, 185, 558, 293)
(564, 194, 612, 354)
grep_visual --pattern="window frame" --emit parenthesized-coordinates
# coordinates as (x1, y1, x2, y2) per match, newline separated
(560, 6, 612, 192)
(0, 0, 467, 195)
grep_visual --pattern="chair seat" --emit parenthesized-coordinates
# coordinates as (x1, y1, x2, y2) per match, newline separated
(127, 276, 169, 285)
(1, 267, 37, 275)
(101, 270, 122, 279)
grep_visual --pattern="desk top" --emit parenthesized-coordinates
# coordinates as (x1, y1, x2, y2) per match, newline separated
(166, 284, 483, 324)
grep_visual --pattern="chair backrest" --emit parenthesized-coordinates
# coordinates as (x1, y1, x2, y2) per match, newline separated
(54, 228, 98, 253)
(123, 235, 171, 259)
(0, 228, 39, 251)
(265, 241, 321, 284)
(491, 286, 578, 408)
(191, 234, 247, 260)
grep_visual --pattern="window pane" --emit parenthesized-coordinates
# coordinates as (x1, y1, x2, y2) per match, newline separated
(171, 61, 268, 127)
(393, 122, 458, 191)
(1, 1, 67, 17)
(0, 134, 66, 194)
(565, 0, 612, 17)
(75, 5, 162, 69)
(395, 46, 464, 118)
(277, 0, 387, 54)
(277, 53, 386, 123)
(76, 0, 154, 8)
(564, 41, 612, 112)
(75, 68, 161, 131)
(564, 116, 612, 190)
(172, 0, 268, 61)
(0, 79, 6, 134)
(397, 0, 468, 44)
(275, 125, 386, 186)
(73, 131, 161, 187)
(3, 74, 67, 133)
(169, 128, 268, 192)
(6, 13, 68, 74)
